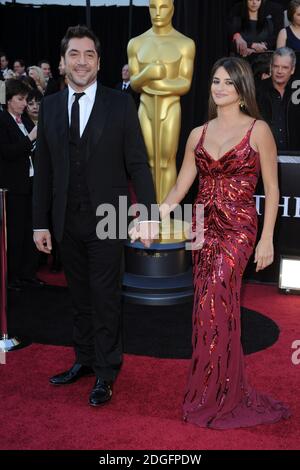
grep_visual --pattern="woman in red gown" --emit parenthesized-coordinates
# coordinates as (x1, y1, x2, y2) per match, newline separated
(159, 57, 290, 429)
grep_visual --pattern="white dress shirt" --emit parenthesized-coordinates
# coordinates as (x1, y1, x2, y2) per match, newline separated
(68, 81, 97, 137)
(122, 81, 130, 91)
(35, 80, 157, 232)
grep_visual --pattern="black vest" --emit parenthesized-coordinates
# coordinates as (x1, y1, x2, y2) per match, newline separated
(67, 127, 92, 211)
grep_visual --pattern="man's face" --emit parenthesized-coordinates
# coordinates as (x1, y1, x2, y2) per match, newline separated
(149, 0, 174, 27)
(122, 64, 130, 81)
(271, 55, 295, 87)
(62, 37, 100, 91)
(40, 62, 51, 78)
(1, 55, 8, 70)
(13, 61, 25, 76)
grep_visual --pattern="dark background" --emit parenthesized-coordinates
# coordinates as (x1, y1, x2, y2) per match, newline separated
(0, 0, 297, 283)
(0, 0, 290, 139)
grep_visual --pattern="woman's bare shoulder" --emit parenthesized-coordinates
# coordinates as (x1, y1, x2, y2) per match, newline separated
(252, 119, 272, 135)
(186, 126, 203, 150)
(189, 124, 207, 142)
(251, 119, 275, 150)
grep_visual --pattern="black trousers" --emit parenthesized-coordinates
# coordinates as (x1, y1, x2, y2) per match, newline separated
(6, 192, 39, 282)
(59, 205, 124, 381)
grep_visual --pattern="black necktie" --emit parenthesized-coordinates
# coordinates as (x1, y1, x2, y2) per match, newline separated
(70, 92, 85, 143)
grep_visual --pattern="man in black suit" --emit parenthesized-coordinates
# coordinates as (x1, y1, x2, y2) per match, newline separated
(256, 47, 300, 151)
(33, 25, 159, 406)
(0, 79, 42, 289)
(38, 59, 60, 96)
(115, 63, 140, 107)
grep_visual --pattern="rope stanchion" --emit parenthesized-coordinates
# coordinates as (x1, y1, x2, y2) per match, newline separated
(0, 188, 30, 352)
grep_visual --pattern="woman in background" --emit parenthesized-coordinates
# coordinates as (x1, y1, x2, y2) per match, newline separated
(277, 0, 300, 51)
(229, 0, 275, 58)
(28, 66, 46, 94)
(25, 88, 43, 125)
(0, 79, 43, 289)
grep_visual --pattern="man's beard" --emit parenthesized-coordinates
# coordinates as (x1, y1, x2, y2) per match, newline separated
(67, 70, 97, 87)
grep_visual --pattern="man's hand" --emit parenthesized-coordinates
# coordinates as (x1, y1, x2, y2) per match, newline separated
(33, 230, 52, 254)
(129, 221, 160, 248)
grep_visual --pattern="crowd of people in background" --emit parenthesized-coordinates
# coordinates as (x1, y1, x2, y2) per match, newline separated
(0, 0, 300, 291)
(227, 0, 300, 151)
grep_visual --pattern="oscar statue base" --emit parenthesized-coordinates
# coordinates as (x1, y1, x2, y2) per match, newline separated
(123, 240, 193, 306)
(159, 218, 190, 244)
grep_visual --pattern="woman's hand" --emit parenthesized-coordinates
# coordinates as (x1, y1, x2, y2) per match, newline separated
(241, 48, 255, 57)
(251, 42, 267, 53)
(254, 238, 274, 272)
(233, 34, 248, 56)
(129, 220, 160, 248)
(28, 125, 37, 142)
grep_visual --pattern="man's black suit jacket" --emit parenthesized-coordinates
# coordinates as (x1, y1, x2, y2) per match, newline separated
(33, 83, 157, 242)
(0, 110, 34, 194)
(44, 77, 60, 97)
(115, 82, 140, 108)
(256, 77, 300, 151)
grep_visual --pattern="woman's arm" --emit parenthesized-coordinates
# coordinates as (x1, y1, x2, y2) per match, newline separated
(159, 127, 200, 220)
(128, 127, 200, 244)
(227, 14, 242, 38)
(276, 28, 287, 48)
(252, 120, 279, 272)
(227, 15, 249, 56)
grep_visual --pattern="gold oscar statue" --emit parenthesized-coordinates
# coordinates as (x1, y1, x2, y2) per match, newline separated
(128, 0, 195, 207)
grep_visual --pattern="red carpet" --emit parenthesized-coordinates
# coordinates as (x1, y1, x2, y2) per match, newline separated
(0, 282, 299, 450)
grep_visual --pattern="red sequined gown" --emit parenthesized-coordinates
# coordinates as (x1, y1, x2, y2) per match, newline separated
(183, 121, 290, 429)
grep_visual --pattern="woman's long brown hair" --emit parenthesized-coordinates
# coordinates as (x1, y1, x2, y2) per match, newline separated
(208, 57, 261, 121)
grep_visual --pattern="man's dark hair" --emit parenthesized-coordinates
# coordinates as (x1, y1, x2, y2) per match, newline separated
(60, 25, 101, 58)
(0, 52, 8, 60)
(38, 59, 51, 67)
(14, 59, 25, 68)
(5, 78, 30, 103)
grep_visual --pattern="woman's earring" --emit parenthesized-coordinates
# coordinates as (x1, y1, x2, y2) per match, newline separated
(239, 99, 245, 109)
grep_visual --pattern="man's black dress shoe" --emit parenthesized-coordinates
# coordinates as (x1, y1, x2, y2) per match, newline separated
(21, 277, 46, 287)
(89, 378, 113, 406)
(49, 363, 94, 385)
